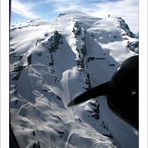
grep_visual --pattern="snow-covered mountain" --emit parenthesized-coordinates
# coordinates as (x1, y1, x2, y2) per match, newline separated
(10, 11, 138, 148)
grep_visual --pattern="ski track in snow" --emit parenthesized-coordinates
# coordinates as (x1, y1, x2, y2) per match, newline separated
(60, 69, 78, 148)
(17, 102, 31, 114)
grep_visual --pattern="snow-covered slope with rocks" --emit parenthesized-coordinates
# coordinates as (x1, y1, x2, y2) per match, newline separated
(10, 11, 138, 148)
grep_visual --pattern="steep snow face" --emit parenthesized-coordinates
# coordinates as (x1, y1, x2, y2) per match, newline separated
(10, 11, 138, 148)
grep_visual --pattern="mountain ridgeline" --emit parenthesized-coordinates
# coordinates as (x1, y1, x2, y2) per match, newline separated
(10, 11, 138, 148)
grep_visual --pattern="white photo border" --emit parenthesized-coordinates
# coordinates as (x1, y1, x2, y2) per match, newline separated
(0, 0, 147, 148)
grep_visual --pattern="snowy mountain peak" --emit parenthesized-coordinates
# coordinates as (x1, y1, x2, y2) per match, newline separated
(10, 11, 138, 148)
(116, 17, 136, 38)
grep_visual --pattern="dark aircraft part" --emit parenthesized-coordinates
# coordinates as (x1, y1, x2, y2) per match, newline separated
(68, 82, 111, 107)
(108, 55, 138, 129)
(10, 125, 20, 148)
(68, 55, 139, 129)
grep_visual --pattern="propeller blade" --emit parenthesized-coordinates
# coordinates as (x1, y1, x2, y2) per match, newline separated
(68, 81, 111, 107)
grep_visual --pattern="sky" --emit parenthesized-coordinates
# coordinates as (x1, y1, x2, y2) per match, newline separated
(11, 0, 139, 33)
